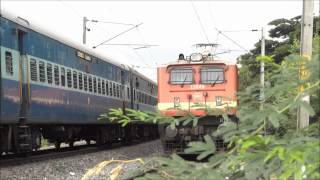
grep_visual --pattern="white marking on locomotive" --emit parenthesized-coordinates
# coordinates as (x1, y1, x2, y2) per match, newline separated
(190, 84, 205, 89)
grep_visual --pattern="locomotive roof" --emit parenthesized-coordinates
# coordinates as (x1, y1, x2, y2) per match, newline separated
(160, 59, 236, 67)
(1, 10, 129, 70)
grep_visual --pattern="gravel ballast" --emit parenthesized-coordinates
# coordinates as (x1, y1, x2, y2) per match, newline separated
(0, 140, 163, 180)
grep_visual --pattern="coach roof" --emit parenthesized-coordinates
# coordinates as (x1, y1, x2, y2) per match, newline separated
(1, 10, 130, 71)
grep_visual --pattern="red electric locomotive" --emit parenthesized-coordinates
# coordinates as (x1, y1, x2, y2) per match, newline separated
(157, 48, 238, 153)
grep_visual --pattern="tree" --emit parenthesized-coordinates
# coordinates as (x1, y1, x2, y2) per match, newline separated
(238, 15, 320, 90)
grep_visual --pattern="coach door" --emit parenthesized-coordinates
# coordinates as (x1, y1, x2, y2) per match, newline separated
(17, 29, 30, 119)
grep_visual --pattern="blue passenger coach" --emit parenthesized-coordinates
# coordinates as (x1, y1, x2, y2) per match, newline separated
(0, 11, 158, 153)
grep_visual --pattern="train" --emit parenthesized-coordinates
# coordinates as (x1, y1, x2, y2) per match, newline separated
(0, 11, 158, 154)
(157, 49, 238, 153)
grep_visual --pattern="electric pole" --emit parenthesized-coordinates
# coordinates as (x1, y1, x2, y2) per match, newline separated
(260, 27, 265, 110)
(83, 17, 88, 44)
(298, 0, 314, 129)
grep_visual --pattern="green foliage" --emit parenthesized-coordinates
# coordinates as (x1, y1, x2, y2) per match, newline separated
(99, 108, 202, 129)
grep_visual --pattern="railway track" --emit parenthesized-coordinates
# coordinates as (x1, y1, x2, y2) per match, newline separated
(0, 140, 150, 167)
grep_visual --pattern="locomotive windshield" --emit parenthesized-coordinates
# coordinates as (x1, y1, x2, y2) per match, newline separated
(170, 68, 193, 84)
(200, 67, 224, 84)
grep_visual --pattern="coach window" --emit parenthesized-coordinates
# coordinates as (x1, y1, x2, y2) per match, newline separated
(138, 92, 141, 103)
(112, 83, 116, 97)
(47, 63, 53, 84)
(73, 71, 78, 89)
(93, 77, 97, 93)
(39, 61, 46, 82)
(30, 59, 38, 81)
(127, 87, 130, 99)
(144, 94, 147, 104)
(67, 69, 72, 88)
(200, 67, 224, 84)
(133, 89, 136, 101)
(88, 76, 93, 92)
(109, 82, 113, 96)
(120, 86, 123, 98)
(102, 80, 106, 95)
(61, 67, 66, 86)
(106, 81, 109, 96)
(170, 68, 193, 85)
(79, 73, 83, 90)
(5, 51, 13, 75)
(54, 65, 59, 85)
(116, 84, 119, 98)
(143, 93, 145, 104)
(84, 75, 88, 91)
(60, 67, 66, 86)
(146, 95, 149, 105)
(98, 78, 102, 94)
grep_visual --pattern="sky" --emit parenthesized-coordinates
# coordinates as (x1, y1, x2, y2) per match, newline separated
(1, 0, 319, 82)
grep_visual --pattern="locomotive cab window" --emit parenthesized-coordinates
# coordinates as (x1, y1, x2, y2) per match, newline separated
(200, 67, 224, 84)
(170, 68, 193, 85)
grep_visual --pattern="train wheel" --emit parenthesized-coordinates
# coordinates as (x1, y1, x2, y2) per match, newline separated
(69, 141, 74, 147)
(55, 141, 61, 150)
(85, 139, 91, 145)
(32, 129, 41, 151)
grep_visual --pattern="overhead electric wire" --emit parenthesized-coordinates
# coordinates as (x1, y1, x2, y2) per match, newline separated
(207, 2, 219, 54)
(56, 1, 151, 69)
(214, 28, 250, 53)
(93, 23, 143, 49)
(100, 43, 158, 47)
(92, 23, 152, 69)
(135, 27, 158, 64)
(191, 0, 210, 43)
(90, 20, 136, 27)
(219, 29, 259, 33)
(58, 0, 83, 19)
(57, 1, 158, 73)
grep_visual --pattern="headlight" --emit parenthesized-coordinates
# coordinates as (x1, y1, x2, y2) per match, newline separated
(216, 96, 222, 106)
(190, 53, 203, 62)
(174, 97, 180, 108)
